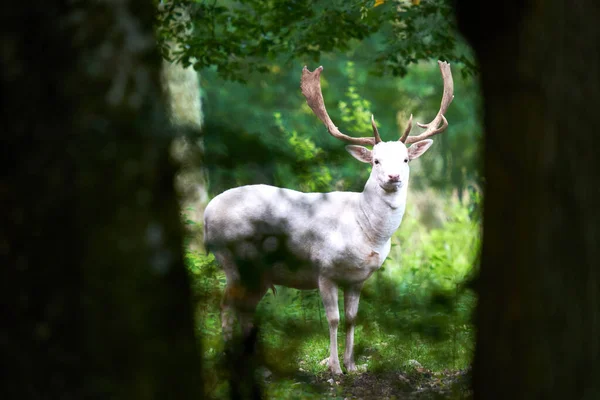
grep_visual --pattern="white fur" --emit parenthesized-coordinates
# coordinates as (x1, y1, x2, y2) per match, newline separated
(204, 139, 433, 374)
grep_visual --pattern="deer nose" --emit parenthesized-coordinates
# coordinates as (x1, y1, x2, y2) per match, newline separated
(388, 174, 400, 182)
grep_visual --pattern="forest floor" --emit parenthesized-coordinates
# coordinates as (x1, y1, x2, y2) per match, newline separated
(263, 365, 471, 399)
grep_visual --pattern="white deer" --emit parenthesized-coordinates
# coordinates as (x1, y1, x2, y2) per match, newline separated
(203, 61, 454, 374)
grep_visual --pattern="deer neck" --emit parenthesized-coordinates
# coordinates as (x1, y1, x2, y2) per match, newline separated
(357, 176, 408, 248)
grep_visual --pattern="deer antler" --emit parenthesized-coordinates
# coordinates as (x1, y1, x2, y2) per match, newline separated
(400, 61, 454, 144)
(371, 114, 382, 144)
(398, 114, 414, 143)
(301, 66, 381, 146)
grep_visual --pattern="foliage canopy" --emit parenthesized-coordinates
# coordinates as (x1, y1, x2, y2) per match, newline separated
(156, 0, 477, 81)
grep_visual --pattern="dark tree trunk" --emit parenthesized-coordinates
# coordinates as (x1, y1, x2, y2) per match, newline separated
(1, 1, 202, 398)
(455, 1, 600, 399)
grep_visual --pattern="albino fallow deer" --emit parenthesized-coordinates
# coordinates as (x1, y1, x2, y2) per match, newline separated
(204, 61, 454, 374)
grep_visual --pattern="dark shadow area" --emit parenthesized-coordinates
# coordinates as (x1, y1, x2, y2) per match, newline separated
(1, 1, 203, 398)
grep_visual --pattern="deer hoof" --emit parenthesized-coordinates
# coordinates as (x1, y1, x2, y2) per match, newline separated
(345, 363, 357, 373)
(321, 357, 343, 374)
(329, 360, 343, 375)
(331, 365, 343, 375)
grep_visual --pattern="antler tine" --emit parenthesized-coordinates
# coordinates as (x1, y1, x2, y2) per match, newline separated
(398, 114, 413, 143)
(301, 66, 377, 146)
(402, 61, 454, 145)
(371, 115, 382, 144)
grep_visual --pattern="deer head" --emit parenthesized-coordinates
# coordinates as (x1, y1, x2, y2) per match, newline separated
(300, 61, 454, 192)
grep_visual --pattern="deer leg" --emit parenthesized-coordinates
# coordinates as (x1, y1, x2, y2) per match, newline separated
(221, 281, 267, 341)
(237, 287, 267, 339)
(318, 276, 342, 375)
(220, 284, 239, 343)
(343, 283, 363, 372)
(216, 250, 244, 343)
(222, 281, 266, 400)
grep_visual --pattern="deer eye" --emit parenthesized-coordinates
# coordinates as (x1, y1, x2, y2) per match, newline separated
(404, 158, 409, 163)
(374, 159, 380, 165)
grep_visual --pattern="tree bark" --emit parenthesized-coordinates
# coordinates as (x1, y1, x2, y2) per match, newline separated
(455, 1, 600, 399)
(160, 3, 209, 250)
(1, 1, 203, 398)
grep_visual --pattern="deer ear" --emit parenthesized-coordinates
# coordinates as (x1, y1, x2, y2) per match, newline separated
(407, 139, 433, 160)
(345, 145, 373, 164)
